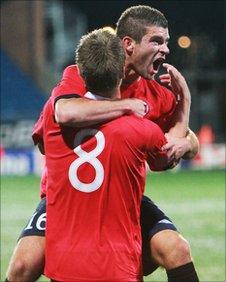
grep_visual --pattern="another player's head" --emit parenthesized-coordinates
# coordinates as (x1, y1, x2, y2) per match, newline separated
(116, 5, 170, 80)
(76, 28, 125, 98)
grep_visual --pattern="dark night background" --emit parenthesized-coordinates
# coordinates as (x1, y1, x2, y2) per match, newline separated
(64, 0, 226, 69)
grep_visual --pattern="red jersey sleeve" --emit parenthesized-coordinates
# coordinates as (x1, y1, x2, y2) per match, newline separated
(143, 119, 169, 171)
(51, 65, 86, 107)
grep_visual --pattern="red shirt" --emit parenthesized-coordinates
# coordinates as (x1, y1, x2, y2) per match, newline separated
(43, 96, 168, 281)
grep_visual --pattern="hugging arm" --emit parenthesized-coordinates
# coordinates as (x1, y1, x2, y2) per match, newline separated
(55, 97, 148, 127)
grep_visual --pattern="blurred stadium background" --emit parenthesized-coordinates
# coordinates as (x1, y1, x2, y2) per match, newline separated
(1, 1, 225, 281)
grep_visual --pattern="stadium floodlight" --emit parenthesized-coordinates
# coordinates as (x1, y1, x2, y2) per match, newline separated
(178, 35, 191, 49)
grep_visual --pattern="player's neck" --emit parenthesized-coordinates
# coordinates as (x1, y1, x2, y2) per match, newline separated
(122, 68, 140, 86)
(87, 87, 120, 100)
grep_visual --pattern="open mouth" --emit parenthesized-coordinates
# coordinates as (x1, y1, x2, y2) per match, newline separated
(153, 58, 164, 72)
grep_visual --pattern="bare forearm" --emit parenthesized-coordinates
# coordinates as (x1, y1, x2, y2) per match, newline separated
(168, 93, 191, 138)
(55, 97, 146, 127)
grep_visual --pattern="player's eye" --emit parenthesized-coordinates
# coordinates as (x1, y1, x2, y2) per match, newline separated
(150, 37, 163, 45)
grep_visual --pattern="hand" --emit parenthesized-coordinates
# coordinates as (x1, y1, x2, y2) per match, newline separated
(162, 133, 192, 161)
(159, 63, 191, 102)
(126, 98, 150, 117)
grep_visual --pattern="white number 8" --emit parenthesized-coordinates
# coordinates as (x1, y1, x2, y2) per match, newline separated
(68, 128, 105, 193)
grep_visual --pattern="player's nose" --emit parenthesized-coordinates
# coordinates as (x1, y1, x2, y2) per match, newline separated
(159, 43, 170, 55)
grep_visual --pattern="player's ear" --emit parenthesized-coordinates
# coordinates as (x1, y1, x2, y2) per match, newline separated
(121, 36, 134, 55)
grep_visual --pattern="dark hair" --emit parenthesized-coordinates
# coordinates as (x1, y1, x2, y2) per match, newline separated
(116, 5, 168, 43)
(75, 29, 125, 96)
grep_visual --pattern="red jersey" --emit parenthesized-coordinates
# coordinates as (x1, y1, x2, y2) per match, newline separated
(43, 96, 168, 281)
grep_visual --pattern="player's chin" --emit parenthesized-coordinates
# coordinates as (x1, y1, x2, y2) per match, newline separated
(141, 70, 155, 80)
(146, 73, 155, 80)
(147, 68, 158, 80)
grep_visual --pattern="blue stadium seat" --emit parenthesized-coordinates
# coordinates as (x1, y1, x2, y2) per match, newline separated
(1, 49, 46, 121)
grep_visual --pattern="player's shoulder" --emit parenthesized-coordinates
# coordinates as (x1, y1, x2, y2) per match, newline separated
(107, 115, 160, 133)
(111, 114, 143, 124)
(111, 115, 164, 148)
(52, 64, 86, 98)
(63, 64, 85, 86)
(136, 115, 163, 132)
(129, 115, 163, 136)
(63, 64, 77, 74)
(62, 64, 79, 78)
(102, 115, 137, 132)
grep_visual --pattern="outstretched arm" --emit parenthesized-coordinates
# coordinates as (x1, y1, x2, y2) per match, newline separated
(55, 97, 148, 127)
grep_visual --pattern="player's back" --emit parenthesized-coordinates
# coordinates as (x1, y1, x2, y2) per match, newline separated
(43, 100, 166, 281)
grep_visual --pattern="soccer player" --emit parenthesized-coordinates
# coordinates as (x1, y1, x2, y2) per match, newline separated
(6, 5, 199, 282)
(44, 28, 171, 281)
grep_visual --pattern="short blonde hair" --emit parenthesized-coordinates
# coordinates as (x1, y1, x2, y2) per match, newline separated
(75, 28, 125, 97)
